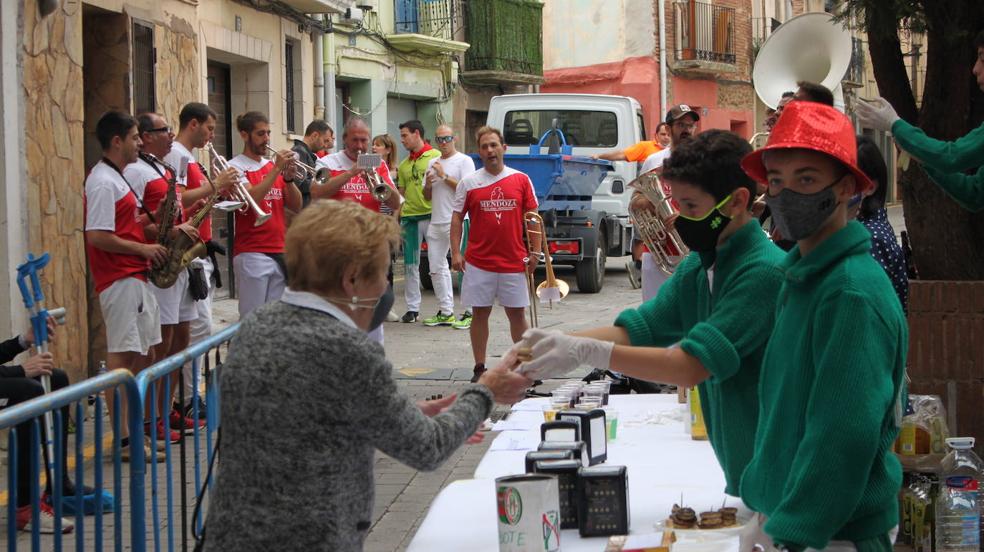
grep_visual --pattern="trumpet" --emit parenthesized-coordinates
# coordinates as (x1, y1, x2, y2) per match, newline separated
(357, 153, 393, 202)
(523, 211, 570, 328)
(265, 145, 330, 186)
(204, 142, 271, 226)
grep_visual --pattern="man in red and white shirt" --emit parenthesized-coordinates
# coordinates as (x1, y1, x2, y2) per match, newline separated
(164, 102, 237, 420)
(125, 112, 206, 441)
(227, 111, 302, 318)
(85, 111, 167, 459)
(312, 117, 401, 213)
(451, 126, 540, 382)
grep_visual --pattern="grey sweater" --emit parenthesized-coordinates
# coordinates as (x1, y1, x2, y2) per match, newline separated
(203, 301, 493, 551)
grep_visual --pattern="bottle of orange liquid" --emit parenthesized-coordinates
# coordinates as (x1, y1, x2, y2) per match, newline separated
(688, 387, 708, 441)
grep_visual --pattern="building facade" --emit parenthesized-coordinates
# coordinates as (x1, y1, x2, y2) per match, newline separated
(541, 0, 756, 141)
(2, 0, 348, 381)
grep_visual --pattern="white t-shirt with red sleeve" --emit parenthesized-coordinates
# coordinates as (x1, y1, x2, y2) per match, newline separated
(315, 151, 397, 212)
(227, 155, 288, 255)
(85, 160, 151, 293)
(453, 166, 538, 273)
(165, 142, 214, 242)
(123, 155, 183, 224)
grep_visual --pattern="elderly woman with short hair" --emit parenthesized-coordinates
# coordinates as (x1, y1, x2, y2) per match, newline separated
(203, 200, 531, 551)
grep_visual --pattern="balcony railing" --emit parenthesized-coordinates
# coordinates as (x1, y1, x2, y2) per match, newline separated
(463, 0, 544, 84)
(674, 1, 736, 65)
(394, 0, 464, 41)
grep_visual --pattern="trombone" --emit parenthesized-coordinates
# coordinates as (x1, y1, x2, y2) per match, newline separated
(265, 145, 330, 186)
(205, 142, 271, 226)
(523, 211, 570, 328)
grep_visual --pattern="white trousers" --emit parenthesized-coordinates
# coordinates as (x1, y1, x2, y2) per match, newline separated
(403, 218, 430, 312)
(234, 252, 286, 319)
(641, 252, 671, 302)
(425, 222, 454, 315)
(184, 257, 214, 404)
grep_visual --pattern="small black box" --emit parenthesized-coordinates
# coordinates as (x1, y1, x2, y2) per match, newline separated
(534, 459, 581, 529)
(558, 409, 607, 465)
(540, 420, 580, 443)
(537, 441, 589, 467)
(524, 450, 574, 473)
(577, 465, 629, 537)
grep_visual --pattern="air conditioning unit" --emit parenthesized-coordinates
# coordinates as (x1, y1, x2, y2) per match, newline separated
(341, 6, 365, 25)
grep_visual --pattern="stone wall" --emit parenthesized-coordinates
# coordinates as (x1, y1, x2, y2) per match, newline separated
(155, 13, 200, 128)
(21, 0, 89, 382)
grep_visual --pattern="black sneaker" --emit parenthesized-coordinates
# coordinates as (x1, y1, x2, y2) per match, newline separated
(470, 363, 486, 383)
(183, 396, 208, 420)
(401, 311, 419, 323)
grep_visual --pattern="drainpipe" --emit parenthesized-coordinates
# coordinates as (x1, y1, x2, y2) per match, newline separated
(314, 22, 325, 119)
(658, 0, 668, 116)
(324, 14, 338, 138)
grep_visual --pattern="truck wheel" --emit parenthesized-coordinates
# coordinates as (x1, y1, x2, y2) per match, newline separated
(575, 238, 606, 293)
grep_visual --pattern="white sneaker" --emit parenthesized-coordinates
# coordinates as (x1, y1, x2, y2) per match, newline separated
(386, 309, 400, 322)
(16, 501, 74, 534)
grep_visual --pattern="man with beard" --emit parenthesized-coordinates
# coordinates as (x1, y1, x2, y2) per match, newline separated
(227, 111, 301, 318)
(634, 105, 700, 302)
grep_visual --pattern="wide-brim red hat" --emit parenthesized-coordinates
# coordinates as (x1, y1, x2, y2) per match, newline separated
(741, 101, 873, 194)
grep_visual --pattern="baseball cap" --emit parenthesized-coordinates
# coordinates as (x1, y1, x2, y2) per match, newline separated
(665, 104, 700, 124)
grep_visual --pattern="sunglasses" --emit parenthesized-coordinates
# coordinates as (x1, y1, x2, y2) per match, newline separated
(146, 126, 172, 134)
(435, 135, 454, 144)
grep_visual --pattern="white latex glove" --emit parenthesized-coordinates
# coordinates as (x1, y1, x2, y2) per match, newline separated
(856, 97, 900, 132)
(515, 329, 614, 381)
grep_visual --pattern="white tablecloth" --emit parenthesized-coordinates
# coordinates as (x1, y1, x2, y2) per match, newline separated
(407, 395, 751, 551)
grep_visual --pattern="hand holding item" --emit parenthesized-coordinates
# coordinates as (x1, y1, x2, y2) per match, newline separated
(856, 97, 900, 133)
(477, 348, 534, 405)
(22, 352, 54, 378)
(516, 329, 614, 380)
(23, 316, 57, 347)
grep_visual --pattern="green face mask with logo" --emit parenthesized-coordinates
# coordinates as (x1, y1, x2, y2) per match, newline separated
(673, 194, 733, 256)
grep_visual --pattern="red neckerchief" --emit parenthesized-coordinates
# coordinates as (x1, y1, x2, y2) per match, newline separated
(408, 143, 433, 161)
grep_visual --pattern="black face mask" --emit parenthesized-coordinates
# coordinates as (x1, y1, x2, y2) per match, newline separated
(673, 194, 733, 253)
(368, 286, 395, 332)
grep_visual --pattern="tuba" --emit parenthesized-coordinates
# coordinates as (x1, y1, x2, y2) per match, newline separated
(752, 12, 853, 111)
(628, 171, 689, 276)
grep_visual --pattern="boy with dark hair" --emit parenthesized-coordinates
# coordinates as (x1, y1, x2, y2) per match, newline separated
(516, 129, 786, 498)
(739, 100, 907, 550)
(794, 80, 835, 106)
(857, 29, 984, 211)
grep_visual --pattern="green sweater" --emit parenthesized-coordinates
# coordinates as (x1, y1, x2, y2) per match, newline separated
(739, 221, 907, 550)
(892, 119, 984, 211)
(614, 220, 785, 495)
(397, 148, 441, 217)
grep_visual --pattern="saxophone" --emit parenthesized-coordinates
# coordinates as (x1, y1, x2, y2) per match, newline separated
(149, 162, 221, 289)
(142, 153, 185, 289)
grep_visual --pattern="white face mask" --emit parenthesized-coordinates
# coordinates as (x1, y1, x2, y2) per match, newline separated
(328, 286, 394, 332)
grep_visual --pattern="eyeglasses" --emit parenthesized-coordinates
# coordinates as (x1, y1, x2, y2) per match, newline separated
(146, 126, 172, 134)
(435, 135, 454, 144)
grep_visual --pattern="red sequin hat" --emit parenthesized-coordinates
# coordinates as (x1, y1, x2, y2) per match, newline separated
(741, 101, 872, 193)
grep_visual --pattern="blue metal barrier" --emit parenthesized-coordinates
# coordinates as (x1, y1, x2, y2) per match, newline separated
(0, 322, 239, 551)
(134, 323, 238, 552)
(0, 369, 146, 551)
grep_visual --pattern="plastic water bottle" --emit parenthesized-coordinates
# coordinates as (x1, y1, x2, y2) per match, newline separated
(936, 437, 983, 552)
